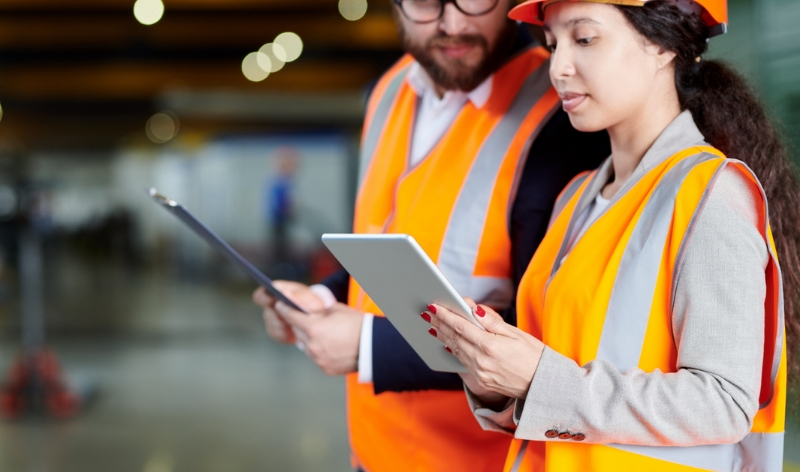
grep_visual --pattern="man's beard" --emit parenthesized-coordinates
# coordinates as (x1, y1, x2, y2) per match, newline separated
(398, 21, 517, 92)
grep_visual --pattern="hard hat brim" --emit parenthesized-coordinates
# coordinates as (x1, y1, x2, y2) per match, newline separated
(509, 0, 546, 25)
(509, 0, 727, 30)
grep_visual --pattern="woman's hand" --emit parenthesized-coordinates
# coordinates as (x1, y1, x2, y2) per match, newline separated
(459, 373, 511, 410)
(426, 300, 545, 400)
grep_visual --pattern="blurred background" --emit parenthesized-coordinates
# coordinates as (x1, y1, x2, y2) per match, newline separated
(0, 0, 795, 471)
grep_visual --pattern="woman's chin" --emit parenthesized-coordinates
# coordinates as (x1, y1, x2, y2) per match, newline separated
(566, 113, 606, 134)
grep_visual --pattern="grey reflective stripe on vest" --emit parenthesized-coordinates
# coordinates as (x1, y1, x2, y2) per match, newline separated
(670, 159, 785, 409)
(509, 440, 529, 472)
(611, 432, 784, 472)
(438, 59, 554, 308)
(595, 152, 717, 372)
(358, 66, 411, 187)
(548, 173, 591, 230)
(594, 153, 784, 472)
(549, 167, 607, 277)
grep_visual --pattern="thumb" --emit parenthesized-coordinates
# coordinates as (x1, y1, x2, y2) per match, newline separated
(472, 304, 508, 335)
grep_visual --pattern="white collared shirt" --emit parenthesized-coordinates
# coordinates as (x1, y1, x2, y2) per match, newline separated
(313, 64, 495, 383)
(406, 62, 494, 166)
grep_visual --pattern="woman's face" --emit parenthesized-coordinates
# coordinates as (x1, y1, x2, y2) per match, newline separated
(543, 2, 675, 132)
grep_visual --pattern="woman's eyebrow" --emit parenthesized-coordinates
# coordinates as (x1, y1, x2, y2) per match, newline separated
(544, 17, 601, 31)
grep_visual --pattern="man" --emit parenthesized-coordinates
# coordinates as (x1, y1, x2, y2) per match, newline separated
(253, 0, 609, 470)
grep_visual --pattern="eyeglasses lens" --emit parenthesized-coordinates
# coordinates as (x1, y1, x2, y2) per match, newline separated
(399, 0, 498, 23)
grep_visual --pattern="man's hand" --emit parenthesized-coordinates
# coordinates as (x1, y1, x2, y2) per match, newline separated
(276, 302, 365, 376)
(252, 281, 326, 345)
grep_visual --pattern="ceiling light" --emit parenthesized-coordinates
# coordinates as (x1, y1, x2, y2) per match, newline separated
(242, 52, 270, 82)
(146, 112, 179, 143)
(339, 0, 368, 21)
(257, 43, 286, 73)
(133, 0, 165, 26)
(274, 32, 303, 62)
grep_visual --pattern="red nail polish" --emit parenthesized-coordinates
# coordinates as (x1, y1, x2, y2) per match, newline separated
(445, 346, 453, 353)
(428, 327, 437, 337)
(427, 304, 437, 315)
(421, 313, 431, 323)
(476, 305, 486, 317)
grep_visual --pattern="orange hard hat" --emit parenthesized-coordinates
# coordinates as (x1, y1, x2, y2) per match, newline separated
(509, 0, 728, 36)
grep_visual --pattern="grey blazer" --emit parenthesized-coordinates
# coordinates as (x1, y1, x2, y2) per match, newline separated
(468, 111, 769, 447)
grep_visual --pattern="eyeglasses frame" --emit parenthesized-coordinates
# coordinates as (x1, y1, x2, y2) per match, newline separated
(392, 0, 501, 24)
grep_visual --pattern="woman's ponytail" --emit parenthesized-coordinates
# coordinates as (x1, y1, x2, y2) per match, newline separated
(621, 1, 800, 397)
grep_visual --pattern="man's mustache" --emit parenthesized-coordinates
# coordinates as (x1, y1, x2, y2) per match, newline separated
(427, 34, 487, 50)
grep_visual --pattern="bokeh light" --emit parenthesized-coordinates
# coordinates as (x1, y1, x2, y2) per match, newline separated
(258, 43, 286, 73)
(338, 0, 368, 21)
(242, 52, 270, 82)
(133, 0, 165, 26)
(146, 112, 179, 143)
(274, 32, 303, 62)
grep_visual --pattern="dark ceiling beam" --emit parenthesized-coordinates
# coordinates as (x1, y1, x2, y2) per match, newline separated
(0, 13, 399, 51)
(0, 59, 381, 100)
(0, 0, 350, 10)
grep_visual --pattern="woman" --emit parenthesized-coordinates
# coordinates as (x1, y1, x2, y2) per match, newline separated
(423, 0, 800, 470)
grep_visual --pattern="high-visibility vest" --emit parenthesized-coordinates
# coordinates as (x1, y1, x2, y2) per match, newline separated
(347, 46, 560, 472)
(507, 146, 786, 471)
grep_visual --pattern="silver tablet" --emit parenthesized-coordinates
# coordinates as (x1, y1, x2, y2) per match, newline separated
(321, 233, 482, 373)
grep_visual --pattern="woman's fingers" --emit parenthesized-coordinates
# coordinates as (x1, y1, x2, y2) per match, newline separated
(471, 304, 512, 336)
(431, 303, 499, 347)
(428, 304, 490, 366)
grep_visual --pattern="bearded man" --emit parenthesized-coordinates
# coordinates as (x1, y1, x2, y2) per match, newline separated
(253, 1, 609, 470)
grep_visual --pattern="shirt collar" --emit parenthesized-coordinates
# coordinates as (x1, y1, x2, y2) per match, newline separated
(405, 61, 493, 109)
(638, 109, 707, 173)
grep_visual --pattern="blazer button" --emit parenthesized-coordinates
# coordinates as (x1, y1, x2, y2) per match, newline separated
(558, 432, 572, 440)
(545, 429, 559, 439)
(572, 433, 586, 442)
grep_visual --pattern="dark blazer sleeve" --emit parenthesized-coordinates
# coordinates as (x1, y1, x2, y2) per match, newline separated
(319, 268, 351, 304)
(371, 108, 611, 394)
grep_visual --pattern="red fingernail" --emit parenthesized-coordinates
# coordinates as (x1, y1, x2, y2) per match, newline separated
(445, 346, 452, 353)
(427, 304, 437, 315)
(428, 327, 437, 337)
(476, 305, 486, 317)
(421, 313, 431, 323)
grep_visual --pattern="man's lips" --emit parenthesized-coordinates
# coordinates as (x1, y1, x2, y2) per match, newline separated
(560, 92, 587, 113)
(439, 44, 476, 59)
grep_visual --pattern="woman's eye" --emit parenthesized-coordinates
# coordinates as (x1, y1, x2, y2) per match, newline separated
(546, 43, 556, 53)
(576, 37, 594, 46)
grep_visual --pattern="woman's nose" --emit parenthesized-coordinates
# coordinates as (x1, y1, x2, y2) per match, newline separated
(549, 45, 576, 81)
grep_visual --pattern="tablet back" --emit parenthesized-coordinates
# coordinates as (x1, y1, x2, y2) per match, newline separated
(322, 233, 480, 373)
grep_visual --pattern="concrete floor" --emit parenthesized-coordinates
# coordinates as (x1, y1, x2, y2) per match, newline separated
(0, 253, 353, 472)
(0, 337, 351, 472)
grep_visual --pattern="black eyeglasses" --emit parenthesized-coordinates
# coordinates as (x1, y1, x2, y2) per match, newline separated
(393, 0, 500, 24)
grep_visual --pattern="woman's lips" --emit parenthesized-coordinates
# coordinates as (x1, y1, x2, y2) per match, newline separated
(560, 92, 587, 113)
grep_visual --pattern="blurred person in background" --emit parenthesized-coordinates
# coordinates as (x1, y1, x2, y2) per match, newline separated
(253, 0, 609, 470)
(264, 147, 299, 265)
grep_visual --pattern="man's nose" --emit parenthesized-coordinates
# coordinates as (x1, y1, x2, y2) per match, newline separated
(439, 1, 470, 35)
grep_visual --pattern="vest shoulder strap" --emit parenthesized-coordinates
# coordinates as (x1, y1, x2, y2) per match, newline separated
(548, 171, 592, 229)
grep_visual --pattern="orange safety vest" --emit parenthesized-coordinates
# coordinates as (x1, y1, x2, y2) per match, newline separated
(348, 46, 560, 472)
(507, 146, 786, 471)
